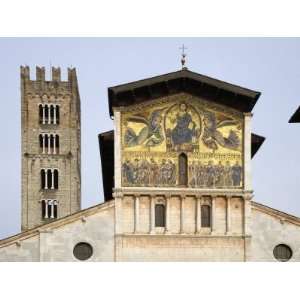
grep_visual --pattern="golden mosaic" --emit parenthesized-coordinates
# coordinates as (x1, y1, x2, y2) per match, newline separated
(121, 94, 243, 189)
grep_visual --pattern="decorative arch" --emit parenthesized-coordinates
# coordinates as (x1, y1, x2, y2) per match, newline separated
(201, 205, 211, 228)
(178, 153, 188, 186)
(155, 204, 166, 227)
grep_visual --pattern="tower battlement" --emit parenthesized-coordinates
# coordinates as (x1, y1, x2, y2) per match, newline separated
(20, 65, 78, 83)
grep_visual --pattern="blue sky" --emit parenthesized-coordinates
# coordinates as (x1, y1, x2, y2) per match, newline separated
(0, 37, 300, 239)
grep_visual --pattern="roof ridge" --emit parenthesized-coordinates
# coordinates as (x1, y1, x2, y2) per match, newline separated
(252, 201, 300, 224)
(0, 200, 114, 247)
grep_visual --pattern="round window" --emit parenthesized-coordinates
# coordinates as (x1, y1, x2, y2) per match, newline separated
(273, 244, 292, 262)
(73, 242, 93, 261)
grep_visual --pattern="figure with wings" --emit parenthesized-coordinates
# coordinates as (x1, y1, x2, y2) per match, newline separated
(124, 109, 164, 148)
(202, 111, 241, 151)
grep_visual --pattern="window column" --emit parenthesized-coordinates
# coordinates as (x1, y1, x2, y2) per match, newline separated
(211, 196, 216, 234)
(195, 196, 201, 233)
(49, 200, 55, 219)
(44, 200, 49, 218)
(44, 169, 48, 189)
(42, 105, 46, 124)
(53, 105, 57, 124)
(180, 195, 184, 234)
(48, 134, 51, 154)
(134, 195, 140, 233)
(51, 169, 55, 189)
(165, 195, 170, 234)
(42, 134, 46, 154)
(149, 195, 155, 234)
(226, 196, 231, 234)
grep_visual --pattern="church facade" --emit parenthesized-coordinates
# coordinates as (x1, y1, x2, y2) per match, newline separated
(0, 66, 299, 262)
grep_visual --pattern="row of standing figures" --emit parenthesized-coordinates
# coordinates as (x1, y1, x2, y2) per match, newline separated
(189, 160, 242, 188)
(122, 158, 242, 188)
(122, 158, 176, 186)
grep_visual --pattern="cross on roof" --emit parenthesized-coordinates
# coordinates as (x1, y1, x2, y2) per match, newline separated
(179, 44, 188, 69)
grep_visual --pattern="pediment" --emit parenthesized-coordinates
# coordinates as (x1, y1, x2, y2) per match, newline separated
(108, 69, 261, 117)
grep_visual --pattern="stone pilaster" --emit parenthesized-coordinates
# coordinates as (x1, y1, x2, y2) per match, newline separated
(243, 113, 252, 191)
(243, 194, 252, 236)
(114, 110, 122, 189)
(134, 195, 140, 233)
(180, 195, 184, 234)
(196, 196, 201, 233)
(113, 191, 123, 235)
(226, 196, 231, 234)
(165, 195, 171, 234)
(211, 196, 216, 234)
(150, 195, 155, 234)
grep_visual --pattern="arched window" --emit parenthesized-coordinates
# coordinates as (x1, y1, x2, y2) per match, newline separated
(39, 104, 43, 124)
(41, 169, 45, 189)
(201, 205, 211, 228)
(54, 169, 59, 189)
(273, 244, 293, 262)
(55, 135, 59, 154)
(41, 199, 58, 219)
(155, 204, 165, 227)
(178, 153, 188, 186)
(44, 105, 49, 124)
(53, 200, 58, 218)
(56, 105, 60, 124)
(49, 134, 54, 149)
(47, 169, 52, 189)
(39, 134, 43, 152)
(44, 134, 49, 151)
(50, 105, 55, 124)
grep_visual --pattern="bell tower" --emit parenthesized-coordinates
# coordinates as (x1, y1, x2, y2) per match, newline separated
(21, 66, 81, 231)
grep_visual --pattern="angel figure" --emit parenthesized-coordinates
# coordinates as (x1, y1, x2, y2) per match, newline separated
(202, 111, 240, 151)
(124, 109, 164, 148)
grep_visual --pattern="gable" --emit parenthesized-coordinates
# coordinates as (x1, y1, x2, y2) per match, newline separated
(108, 69, 261, 117)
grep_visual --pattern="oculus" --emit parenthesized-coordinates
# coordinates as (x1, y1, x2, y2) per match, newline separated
(73, 242, 93, 261)
(273, 244, 292, 262)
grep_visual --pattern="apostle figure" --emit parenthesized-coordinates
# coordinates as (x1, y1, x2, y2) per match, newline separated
(215, 161, 225, 188)
(166, 160, 177, 185)
(132, 158, 140, 185)
(189, 160, 197, 187)
(159, 159, 169, 185)
(232, 161, 242, 186)
(224, 161, 233, 187)
(122, 160, 134, 185)
(196, 161, 205, 187)
(149, 158, 159, 186)
(138, 159, 150, 186)
(206, 160, 216, 187)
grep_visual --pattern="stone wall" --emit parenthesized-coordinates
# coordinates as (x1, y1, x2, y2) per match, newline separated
(251, 204, 300, 261)
(115, 193, 247, 261)
(116, 235, 245, 262)
(0, 203, 115, 262)
(1, 200, 300, 261)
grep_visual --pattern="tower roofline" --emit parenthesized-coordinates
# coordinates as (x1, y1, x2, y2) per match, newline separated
(20, 65, 78, 83)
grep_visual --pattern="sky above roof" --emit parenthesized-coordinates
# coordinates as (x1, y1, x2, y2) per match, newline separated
(0, 37, 299, 239)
